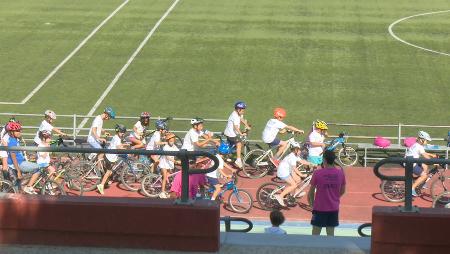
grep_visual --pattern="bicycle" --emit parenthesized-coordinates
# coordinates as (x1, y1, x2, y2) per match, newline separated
(20, 167, 66, 195)
(0, 173, 17, 194)
(119, 155, 151, 191)
(242, 130, 301, 179)
(432, 191, 450, 208)
(141, 169, 180, 197)
(256, 165, 312, 210)
(325, 132, 358, 166)
(215, 128, 253, 164)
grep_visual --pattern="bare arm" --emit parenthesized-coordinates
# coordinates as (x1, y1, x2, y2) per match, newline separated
(308, 185, 316, 207)
(340, 184, 346, 197)
(52, 127, 66, 136)
(10, 152, 22, 179)
(286, 125, 304, 134)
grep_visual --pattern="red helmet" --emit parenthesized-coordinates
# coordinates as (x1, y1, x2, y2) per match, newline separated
(6, 122, 22, 131)
(273, 107, 286, 119)
(140, 112, 150, 118)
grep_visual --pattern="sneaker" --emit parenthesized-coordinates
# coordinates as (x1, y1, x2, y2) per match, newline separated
(274, 194, 286, 207)
(24, 186, 37, 195)
(411, 189, 418, 197)
(97, 184, 104, 195)
(159, 192, 168, 199)
(270, 157, 280, 167)
(235, 159, 243, 168)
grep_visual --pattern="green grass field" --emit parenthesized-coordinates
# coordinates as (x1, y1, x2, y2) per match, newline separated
(1, 0, 450, 140)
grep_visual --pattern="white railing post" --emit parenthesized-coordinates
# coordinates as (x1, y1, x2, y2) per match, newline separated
(73, 114, 77, 139)
(398, 123, 402, 145)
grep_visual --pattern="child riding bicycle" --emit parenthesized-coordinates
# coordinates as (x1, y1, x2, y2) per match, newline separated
(87, 107, 115, 161)
(262, 107, 304, 166)
(146, 119, 169, 173)
(128, 112, 150, 149)
(33, 110, 67, 146)
(158, 132, 179, 198)
(206, 144, 235, 201)
(307, 120, 328, 166)
(274, 141, 311, 207)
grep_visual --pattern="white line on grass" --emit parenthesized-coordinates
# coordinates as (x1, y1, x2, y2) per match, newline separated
(0, 0, 130, 105)
(388, 10, 450, 57)
(76, 0, 182, 132)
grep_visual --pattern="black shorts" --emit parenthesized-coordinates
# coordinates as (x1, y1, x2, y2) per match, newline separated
(311, 210, 339, 228)
(226, 136, 240, 147)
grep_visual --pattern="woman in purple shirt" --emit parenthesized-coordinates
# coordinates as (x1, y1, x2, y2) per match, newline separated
(307, 150, 346, 236)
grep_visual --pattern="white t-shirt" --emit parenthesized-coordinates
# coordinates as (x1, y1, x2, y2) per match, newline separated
(132, 121, 145, 139)
(33, 120, 54, 145)
(206, 154, 224, 178)
(106, 135, 122, 162)
(1, 132, 10, 158)
(264, 227, 287, 235)
(181, 129, 203, 151)
(262, 119, 287, 143)
(277, 152, 302, 178)
(37, 144, 50, 165)
(146, 131, 161, 150)
(88, 115, 103, 141)
(308, 131, 325, 157)
(405, 142, 425, 158)
(159, 144, 180, 169)
(224, 111, 241, 138)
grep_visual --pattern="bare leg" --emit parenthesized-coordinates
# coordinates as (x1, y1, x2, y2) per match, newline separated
(100, 170, 112, 185)
(236, 142, 242, 160)
(325, 227, 335, 236)
(161, 169, 168, 192)
(312, 226, 322, 235)
(211, 184, 222, 200)
(275, 141, 287, 159)
(27, 172, 40, 187)
(412, 165, 428, 190)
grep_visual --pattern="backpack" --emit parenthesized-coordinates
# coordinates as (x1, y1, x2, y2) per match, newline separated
(374, 136, 391, 148)
(403, 137, 416, 148)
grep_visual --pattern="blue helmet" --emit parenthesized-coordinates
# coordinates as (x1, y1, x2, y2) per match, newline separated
(104, 107, 116, 119)
(218, 142, 231, 155)
(234, 101, 247, 109)
(155, 120, 168, 130)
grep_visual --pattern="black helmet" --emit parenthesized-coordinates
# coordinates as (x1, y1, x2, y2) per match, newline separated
(115, 124, 127, 133)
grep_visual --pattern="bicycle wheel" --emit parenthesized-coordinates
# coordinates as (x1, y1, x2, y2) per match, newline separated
(432, 191, 450, 208)
(242, 149, 272, 179)
(41, 179, 66, 196)
(228, 189, 253, 214)
(256, 182, 282, 210)
(69, 161, 101, 192)
(0, 179, 17, 193)
(430, 175, 450, 201)
(175, 135, 183, 149)
(381, 180, 405, 202)
(141, 174, 162, 197)
(120, 162, 149, 192)
(338, 146, 358, 166)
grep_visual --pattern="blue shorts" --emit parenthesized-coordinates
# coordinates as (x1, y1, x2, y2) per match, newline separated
(267, 138, 281, 147)
(207, 176, 219, 186)
(413, 165, 424, 176)
(311, 210, 339, 228)
(308, 155, 323, 165)
(38, 163, 49, 168)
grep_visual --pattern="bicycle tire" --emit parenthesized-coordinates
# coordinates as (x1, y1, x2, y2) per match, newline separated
(69, 161, 101, 192)
(256, 182, 282, 210)
(338, 146, 358, 166)
(228, 189, 253, 214)
(41, 179, 66, 196)
(175, 135, 183, 149)
(381, 180, 405, 202)
(141, 174, 162, 197)
(242, 149, 272, 179)
(430, 175, 450, 201)
(120, 162, 149, 192)
(432, 191, 450, 208)
(0, 179, 18, 193)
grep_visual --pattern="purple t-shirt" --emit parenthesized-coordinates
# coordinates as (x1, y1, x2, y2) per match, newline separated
(310, 167, 346, 212)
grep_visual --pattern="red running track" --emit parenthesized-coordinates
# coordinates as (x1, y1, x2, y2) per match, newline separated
(73, 167, 445, 223)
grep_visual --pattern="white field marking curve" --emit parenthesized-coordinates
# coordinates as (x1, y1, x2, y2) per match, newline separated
(76, 0, 181, 132)
(0, 0, 130, 105)
(388, 9, 450, 57)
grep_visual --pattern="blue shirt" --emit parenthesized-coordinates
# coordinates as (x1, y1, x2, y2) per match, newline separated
(7, 137, 25, 165)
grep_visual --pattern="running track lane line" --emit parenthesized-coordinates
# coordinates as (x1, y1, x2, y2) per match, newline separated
(76, 0, 182, 132)
(0, 0, 130, 105)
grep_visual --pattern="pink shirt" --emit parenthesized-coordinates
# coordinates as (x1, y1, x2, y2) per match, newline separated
(310, 167, 346, 212)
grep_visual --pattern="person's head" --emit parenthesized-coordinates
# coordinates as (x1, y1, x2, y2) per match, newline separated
(234, 101, 247, 116)
(114, 124, 127, 138)
(44, 110, 56, 123)
(291, 141, 302, 156)
(270, 210, 285, 227)
(323, 150, 336, 166)
(165, 132, 176, 146)
(155, 120, 168, 134)
(190, 118, 204, 131)
(39, 130, 52, 143)
(6, 122, 22, 138)
(102, 107, 116, 120)
(417, 131, 431, 145)
(140, 112, 150, 126)
(314, 120, 328, 134)
(273, 107, 286, 121)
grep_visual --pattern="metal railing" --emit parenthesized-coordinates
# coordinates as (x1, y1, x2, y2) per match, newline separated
(0, 146, 219, 204)
(220, 216, 253, 233)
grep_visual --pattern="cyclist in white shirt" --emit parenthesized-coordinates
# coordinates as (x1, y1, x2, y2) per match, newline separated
(262, 107, 304, 166)
(274, 142, 311, 206)
(33, 110, 67, 145)
(405, 131, 437, 196)
(87, 107, 115, 161)
(158, 132, 179, 198)
(1, 118, 15, 174)
(181, 118, 215, 152)
(307, 120, 328, 166)
(146, 120, 168, 173)
(97, 124, 128, 195)
(223, 101, 251, 168)
(129, 112, 150, 149)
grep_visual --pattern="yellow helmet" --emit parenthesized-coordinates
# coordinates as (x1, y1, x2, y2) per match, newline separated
(315, 120, 328, 130)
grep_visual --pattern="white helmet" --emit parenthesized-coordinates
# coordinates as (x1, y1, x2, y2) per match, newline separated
(418, 131, 431, 141)
(190, 118, 204, 125)
(291, 141, 302, 149)
(45, 110, 56, 120)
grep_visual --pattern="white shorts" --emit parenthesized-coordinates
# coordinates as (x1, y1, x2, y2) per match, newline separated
(87, 136, 103, 149)
(0, 151, 7, 158)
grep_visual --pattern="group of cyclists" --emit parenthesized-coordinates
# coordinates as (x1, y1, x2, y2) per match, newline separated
(0, 101, 439, 202)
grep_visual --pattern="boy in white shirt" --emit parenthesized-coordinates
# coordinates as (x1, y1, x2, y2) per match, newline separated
(181, 118, 215, 152)
(223, 101, 251, 168)
(97, 124, 128, 195)
(406, 131, 437, 196)
(264, 210, 287, 235)
(307, 120, 328, 166)
(262, 107, 304, 166)
(146, 120, 168, 173)
(87, 107, 115, 161)
(33, 110, 67, 145)
(129, 112, 150, 149)
(158, 132, 179, 198)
